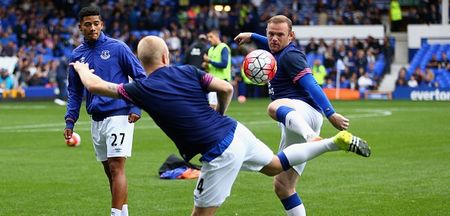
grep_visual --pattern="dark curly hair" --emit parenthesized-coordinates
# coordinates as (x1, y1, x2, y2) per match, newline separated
(78, 5, 101, 21)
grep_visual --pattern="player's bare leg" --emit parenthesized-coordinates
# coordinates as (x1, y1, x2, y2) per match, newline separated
(102, 161, 113, 191)
(104, 157, 128, 215)
(274, 170, 306, 216)
(191, 206, 218, 216)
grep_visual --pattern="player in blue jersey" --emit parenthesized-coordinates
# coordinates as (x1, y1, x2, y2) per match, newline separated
(234, 15, 369, 216)
(70, 35, 370, 216)
(63, 6, 146, 216)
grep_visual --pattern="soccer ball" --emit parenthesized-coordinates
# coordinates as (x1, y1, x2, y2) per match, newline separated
(66, 132, 81, 147)
(237, 95, 246, 103)
(242, 49, 277, 84)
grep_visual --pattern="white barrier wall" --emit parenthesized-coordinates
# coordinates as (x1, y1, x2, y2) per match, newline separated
(292, 25, 385, 41)
(407, 24, 450, 49)
(0, 56, 18, 73)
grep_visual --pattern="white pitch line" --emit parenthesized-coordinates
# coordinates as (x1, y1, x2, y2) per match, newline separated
(0, 105, 50, 109)
(0, 109, 392, 133)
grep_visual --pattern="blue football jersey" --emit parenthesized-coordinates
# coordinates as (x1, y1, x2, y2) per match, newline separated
(119, 65, 237, 161)
(269, 43, 321, 112)
(65, 32, 146, 122)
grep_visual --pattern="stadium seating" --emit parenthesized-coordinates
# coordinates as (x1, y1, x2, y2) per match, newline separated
(407, 43, 450, 87)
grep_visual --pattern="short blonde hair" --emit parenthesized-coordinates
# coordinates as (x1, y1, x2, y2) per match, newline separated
(267, 15, 293, 32)
(137, 36, 168, 66)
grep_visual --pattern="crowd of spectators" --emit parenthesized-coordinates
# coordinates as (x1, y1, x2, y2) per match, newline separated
(396, 51, 450, 89)
(304, 35, 393, 97)
(0, 0, 445, 99)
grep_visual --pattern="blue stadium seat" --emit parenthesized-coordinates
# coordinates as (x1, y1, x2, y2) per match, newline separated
(231, 56, 244, 66)
(306, 53, 315, 65)
(0, 0, 12, 7)
(131, 30, 141, 38)
(61, 33, 71, 40)
(314, 54, 324, 64)
(148, 30, 161, 36)
(42, 54, 54, 64)
(436, 44, 449, 61)
(49, 18, 59, 26)
(408, 44, 429, 76)
(63, 47, 72, 57)
(419, 44, 440, 69)
(63, 18, 76, 27)
(373, 59, 385, 77)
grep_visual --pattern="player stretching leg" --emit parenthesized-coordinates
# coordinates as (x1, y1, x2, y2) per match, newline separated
(235, 15, 370, 216)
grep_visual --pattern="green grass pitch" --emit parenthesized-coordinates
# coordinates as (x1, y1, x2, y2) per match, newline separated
(1, 99, 449, 215)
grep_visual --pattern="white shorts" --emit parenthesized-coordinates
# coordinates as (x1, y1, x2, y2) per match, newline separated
(208, 92, 218, 105)
(91, 115, 134, 161)
(193, 122, 273, 208)
(278, 99, 323, 174)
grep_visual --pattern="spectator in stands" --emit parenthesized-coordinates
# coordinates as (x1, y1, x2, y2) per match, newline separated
(408, 74, 419, 88)
(323, 77, 335, 89)
(335, 57, 346, 79)
(358, 71, 374, 97)
(438, 52, 450, 70)
(351, 37, 364, 51)
(366, 36, 380, 55)
(0, 68, 14, 92)
(381, 36, 394, 74)
(312, 59, 327, 86)
(0, 68, 24, 99)
(47, 60, 57, 87)
(323, 48, 336, 70)
(355, 49, 368, 74)
(339, 75, 351, 89)
(290, 0, 302, 13)
(406, 7, 421, 24)
(317, 38, 328, 55)
(412, 67, 424, 83)
(366, 62, 376, 78)
(426, 54, 439, 69)
(395, 67, 408, 87)
(317, 7, 328, 25)
(349, 73, 358, 90)
(167, 30, 182, 51)
(27, 68, 47, 86)
(305, 37, 318, 54)
(421, 68, 439, 88)
(335, 43, 347, 60)
(421, 3, 441, 24)
(366, 49, 376, 66)
(343, 50, 356, 74)
(1, 41, 17, 56)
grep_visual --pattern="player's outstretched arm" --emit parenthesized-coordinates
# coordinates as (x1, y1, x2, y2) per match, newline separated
(234, 32, 253, 45)
(328, 113, 349, 131)
(207, 77, 233, 115)
(69, 61, 121, 99)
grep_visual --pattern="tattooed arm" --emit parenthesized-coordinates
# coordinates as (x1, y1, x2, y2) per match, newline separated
(69, 61, 121, 99)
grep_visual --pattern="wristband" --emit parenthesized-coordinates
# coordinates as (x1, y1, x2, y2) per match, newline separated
(65, 119, 75, 130)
